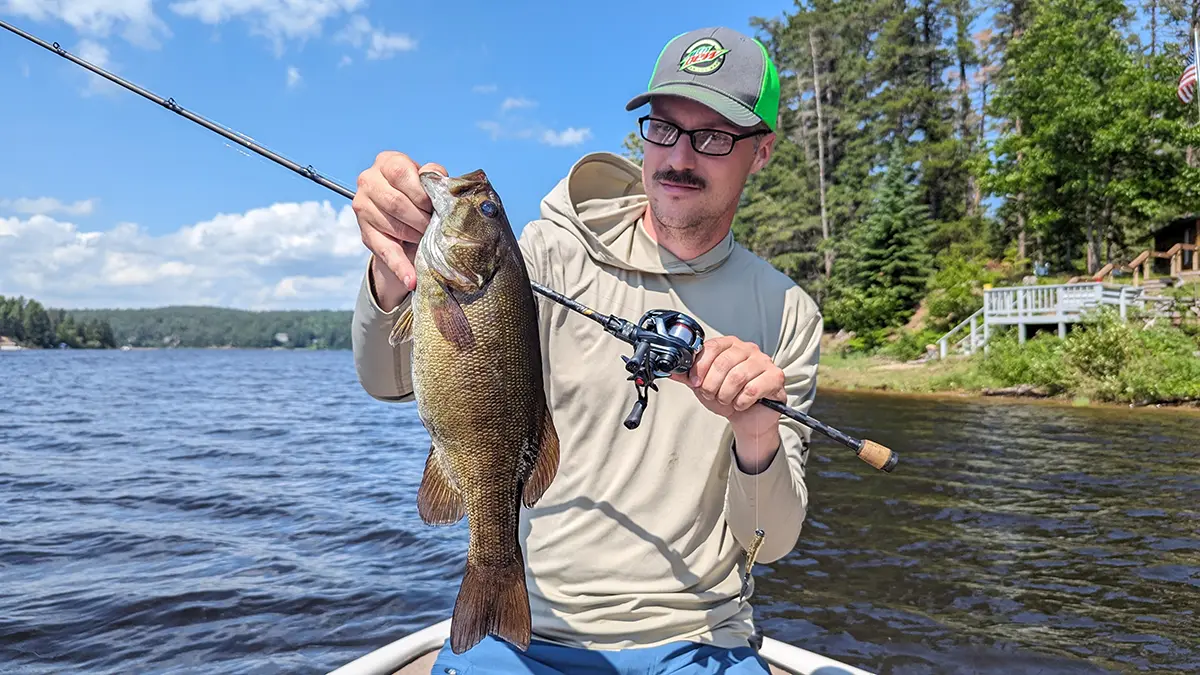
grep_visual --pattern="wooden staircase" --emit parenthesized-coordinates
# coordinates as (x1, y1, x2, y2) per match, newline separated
(1081, 243, 1197, 288)
(1142, 277, 1180, 293)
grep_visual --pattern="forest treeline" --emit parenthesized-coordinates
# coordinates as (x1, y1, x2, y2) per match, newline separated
(67, 306, 354, 349)
(0, 295, 353, 349)
(626, 0, 1200, 351)
(1, 295, 118, 349)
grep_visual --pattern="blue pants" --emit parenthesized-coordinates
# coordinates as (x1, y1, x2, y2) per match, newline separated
(428, 635, 772, 674)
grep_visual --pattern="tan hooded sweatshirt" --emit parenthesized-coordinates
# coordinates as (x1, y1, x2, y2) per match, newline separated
(350, 151, 822, 651)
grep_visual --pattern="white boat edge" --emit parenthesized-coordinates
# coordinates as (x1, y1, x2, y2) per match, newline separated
(325, 618, 876, 675)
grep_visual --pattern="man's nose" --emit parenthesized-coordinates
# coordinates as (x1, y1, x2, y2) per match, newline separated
(664, 132, 698, 169)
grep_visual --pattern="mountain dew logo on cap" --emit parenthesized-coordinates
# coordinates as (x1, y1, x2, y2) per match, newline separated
(678, 38, 729, 75)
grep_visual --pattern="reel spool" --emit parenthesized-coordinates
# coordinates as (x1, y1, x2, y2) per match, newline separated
(621, 309, 705, 429)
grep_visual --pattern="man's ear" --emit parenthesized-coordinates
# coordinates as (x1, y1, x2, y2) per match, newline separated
(749, 132, 776, 175)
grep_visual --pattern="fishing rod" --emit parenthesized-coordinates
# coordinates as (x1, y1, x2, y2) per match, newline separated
(530, 284, 897, 472)
(2, 19, 897, 474)
(0, 19, 356, 200)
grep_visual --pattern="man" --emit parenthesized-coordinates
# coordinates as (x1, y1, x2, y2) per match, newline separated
(350, 26, 823, 674)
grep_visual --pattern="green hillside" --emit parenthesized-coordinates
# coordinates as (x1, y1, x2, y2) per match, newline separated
(64, 305, 354, 349)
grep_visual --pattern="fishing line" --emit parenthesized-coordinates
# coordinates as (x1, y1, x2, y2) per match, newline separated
(1, 18, 899, 475)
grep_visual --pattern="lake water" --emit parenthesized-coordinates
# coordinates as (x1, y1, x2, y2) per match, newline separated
(2, 349, 1197, 674)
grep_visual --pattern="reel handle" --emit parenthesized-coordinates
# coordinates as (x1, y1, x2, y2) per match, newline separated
(624, 399, 647, 429)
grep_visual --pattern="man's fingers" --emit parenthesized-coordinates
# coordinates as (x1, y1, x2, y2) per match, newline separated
(419, 162, 448, 178)
(733, 371, 785, 411)
(355, 193, 423, 244)
(699, 343, 749, 401)
(374, 154, 432, 216)
(716, 360, 767, 407)
(363, 224, 416, 288)
(689, 337, 734, 387)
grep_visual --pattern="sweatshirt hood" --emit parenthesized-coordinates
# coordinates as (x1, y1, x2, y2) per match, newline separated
(537, 151, 734, 275)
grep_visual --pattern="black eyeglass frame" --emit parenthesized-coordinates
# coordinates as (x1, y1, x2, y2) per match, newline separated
(637, 115, 769, 156)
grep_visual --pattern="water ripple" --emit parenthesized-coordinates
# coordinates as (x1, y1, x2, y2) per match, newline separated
(1, 350, 1197, 674)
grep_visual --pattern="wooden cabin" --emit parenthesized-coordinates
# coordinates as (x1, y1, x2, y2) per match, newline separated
(1150, 215, 1199, 274)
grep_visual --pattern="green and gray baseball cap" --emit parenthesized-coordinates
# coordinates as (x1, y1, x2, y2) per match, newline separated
(625, 26, 780, 132)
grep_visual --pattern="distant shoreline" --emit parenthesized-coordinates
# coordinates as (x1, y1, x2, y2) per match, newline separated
(817, 353, 1200, 413)
(817, 382, 1200, 414)
(0, 345, 351, 351)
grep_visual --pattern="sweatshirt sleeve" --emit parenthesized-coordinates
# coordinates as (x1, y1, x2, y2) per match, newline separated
(724, 295, 823, 564)
(351, 225, 548, 402)
(351, 257, 415, 402)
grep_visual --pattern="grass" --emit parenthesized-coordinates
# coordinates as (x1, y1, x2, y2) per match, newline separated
(818, 350, 1000, 395)
(819, 307, 1200, 407)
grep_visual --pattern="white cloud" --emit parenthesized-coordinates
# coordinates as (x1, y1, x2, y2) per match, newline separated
(475, 119, 591, 147)
(286, 65, 301, 87)
(541, 127, 592, 147)
(475, 89, 587, 147)
(73, 39, 120, 96)
(0, 0, 171, 48)
(335, 14, 416, 60)
(500, 96, 536, 112)
(475, 120, 534, 142)
(338, 54, 352, 67)
(0, 197, 96, 216)
(21, 61, 31, 78)
(168, 0, 366, 56)
(0, 200, 370, 310)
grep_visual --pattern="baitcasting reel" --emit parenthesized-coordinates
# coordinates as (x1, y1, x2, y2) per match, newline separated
(619, 309, 705, 429)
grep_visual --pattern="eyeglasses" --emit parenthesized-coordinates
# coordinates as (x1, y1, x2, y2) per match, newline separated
(638, 115, 767, 156)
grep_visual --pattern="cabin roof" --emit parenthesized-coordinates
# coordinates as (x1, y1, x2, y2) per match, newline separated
(1150, 213, 1199, 237)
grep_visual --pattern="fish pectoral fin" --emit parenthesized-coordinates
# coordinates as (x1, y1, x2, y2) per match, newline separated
(388, 306, 414, 346)
(417, 443, 466, 525)
(521, 405, 560, 508)
(431, 285, 476, 350)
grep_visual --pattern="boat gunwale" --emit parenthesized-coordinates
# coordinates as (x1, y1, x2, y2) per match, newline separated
(324, 618, 876, 675)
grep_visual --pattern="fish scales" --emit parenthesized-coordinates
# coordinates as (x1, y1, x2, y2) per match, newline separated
(388, 168, 559, 655)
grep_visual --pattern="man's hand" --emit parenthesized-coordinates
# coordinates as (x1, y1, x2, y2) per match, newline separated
(670, 335, 786, 473)
(352, 151, 448, 310)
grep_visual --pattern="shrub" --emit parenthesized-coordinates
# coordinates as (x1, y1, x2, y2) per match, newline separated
(824, 287, 904, 334)
(980, 330, 1075, 394)
(879, 327, 942, 362)
(1062, 309, 1134, 381)
(924, 252, 1004, 333)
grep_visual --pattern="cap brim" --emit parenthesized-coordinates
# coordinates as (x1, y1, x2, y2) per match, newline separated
(625, 83, 763, 129)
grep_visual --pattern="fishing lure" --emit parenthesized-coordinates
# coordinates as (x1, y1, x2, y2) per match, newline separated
(739, 527, 766, 601)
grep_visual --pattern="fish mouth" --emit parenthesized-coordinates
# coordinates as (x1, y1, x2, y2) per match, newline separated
(420, 171, 454, 217)
(418, 170, 487, 291)
(420, 169, 491, 216)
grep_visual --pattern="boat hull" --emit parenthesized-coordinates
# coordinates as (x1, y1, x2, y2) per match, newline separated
(325, 618, 875, 675)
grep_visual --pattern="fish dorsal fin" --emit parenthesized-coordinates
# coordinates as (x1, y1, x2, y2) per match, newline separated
(521, 404, 560, 507)
(417, 443, 466, 525)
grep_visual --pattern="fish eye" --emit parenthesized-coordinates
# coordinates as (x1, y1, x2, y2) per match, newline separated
(480, 200, 498, 218)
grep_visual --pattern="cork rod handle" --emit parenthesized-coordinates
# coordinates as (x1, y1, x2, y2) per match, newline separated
(857, 440, 898, 473)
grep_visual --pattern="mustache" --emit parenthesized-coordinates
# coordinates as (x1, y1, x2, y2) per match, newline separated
(653, 167, 706, 189)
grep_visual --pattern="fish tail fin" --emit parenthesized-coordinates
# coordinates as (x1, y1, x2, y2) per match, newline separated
(449, 555, 531, 654)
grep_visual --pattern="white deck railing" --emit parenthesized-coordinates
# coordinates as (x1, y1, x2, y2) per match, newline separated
(932, 282, 1145, 358)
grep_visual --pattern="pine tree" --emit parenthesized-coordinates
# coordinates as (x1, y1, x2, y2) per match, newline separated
(731, 136, 826, 297)
(620, 130, 643, 164)
(855, 142, 935, 314)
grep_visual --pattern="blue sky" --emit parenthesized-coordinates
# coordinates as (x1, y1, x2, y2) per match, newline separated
(0, 0, 792, 310)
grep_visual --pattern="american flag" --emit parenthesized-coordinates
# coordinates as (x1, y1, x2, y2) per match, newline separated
(1179, 48, 1198, 104)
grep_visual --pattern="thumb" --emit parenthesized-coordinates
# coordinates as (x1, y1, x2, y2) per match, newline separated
(419, 162, 449, 178)
(668, 371, 694, 387)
